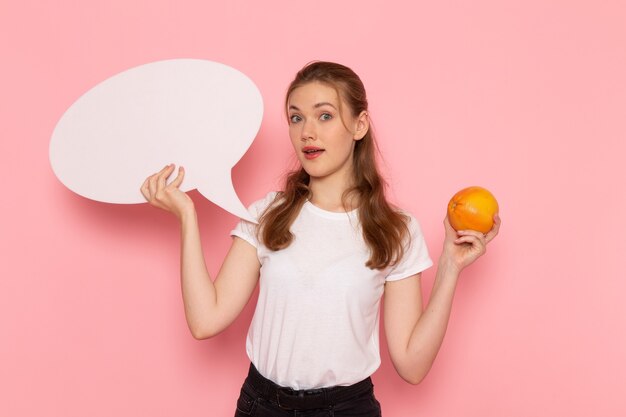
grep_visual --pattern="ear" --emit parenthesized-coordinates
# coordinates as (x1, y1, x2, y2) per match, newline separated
(353, 111, 370, 141)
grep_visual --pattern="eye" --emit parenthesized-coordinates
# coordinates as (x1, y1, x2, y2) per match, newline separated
(320, 113, 332, 121)
(289, 114, 302, 124)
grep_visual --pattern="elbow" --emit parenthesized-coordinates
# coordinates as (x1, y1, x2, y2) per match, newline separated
(401, 372, 427, 385)
(187, 310, 232, 340)
(189, 324, 222, 340)
(190, 329, 210, 340)
(395, 360, 432, 385)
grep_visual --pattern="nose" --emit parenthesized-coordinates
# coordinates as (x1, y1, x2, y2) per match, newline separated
(300, 119, 316, 141)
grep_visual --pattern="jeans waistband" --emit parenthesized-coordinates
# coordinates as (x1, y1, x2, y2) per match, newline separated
(245, 363, 374, 411)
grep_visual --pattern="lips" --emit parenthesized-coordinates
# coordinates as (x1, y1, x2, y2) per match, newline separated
(302, 146, 325, 160)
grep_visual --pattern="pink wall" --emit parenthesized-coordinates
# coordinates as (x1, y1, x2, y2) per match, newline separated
(1, 1, 624, 416)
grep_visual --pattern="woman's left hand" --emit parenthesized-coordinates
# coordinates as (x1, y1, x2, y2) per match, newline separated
(441, 215, 501, 273)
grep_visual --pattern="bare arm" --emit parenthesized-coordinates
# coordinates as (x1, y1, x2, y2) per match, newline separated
(384, 216, 501, 384)
(384, 262, 459, 384)
(141, 164, 260, 340)
(179, 211, 260, 339)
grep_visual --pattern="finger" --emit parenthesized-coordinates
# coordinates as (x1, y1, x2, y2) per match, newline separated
(454, 233, 482, 244)
(454, 235, 486, 254)
(157, 164, 175, 190)
(485, 214, 501, 243)
(456, 231, 487, 249)
(140, 177, 151, 201)
(170, 166, 185, 188)
(443, 216, 457, 236)
(157, 164, 172, 175)
(457, 229, 487, 241)
(148, 174, 158, 197)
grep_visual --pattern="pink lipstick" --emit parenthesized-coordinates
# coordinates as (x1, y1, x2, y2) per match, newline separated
(303, 146, 325, 160)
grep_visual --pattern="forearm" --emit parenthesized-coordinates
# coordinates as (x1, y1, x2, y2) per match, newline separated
(392, 216, 499, 384)
(179, 210, 218, 339)
(405, 258, 461, 383)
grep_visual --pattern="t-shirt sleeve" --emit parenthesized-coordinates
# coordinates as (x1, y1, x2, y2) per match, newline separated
(230, 191, 278, 248)
(385, 214, 433, 282)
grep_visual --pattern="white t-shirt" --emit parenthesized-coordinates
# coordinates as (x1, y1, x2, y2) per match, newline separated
(230, 191, 433, 389)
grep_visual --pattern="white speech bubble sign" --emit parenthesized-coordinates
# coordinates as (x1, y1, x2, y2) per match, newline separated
(49, 59, 263, 222)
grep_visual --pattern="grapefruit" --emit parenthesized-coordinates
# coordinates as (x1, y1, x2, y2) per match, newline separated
(447, 186, 499, 234)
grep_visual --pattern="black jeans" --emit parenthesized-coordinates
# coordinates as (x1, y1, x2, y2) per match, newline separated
(234, 363, 382, 417)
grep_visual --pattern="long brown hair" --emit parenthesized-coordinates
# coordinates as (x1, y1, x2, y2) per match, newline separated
(259, 61, 409, 270)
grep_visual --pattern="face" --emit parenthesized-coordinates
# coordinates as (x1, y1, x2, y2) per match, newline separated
(287, 81, 369, 182)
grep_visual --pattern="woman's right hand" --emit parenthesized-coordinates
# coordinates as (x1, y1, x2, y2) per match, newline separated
(140, 164, 195, 220)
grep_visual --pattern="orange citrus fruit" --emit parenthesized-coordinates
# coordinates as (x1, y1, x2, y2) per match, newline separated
(447, 186, 499, 234)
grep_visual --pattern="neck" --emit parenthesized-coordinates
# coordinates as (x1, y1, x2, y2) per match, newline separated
(308, 168, 357, 213)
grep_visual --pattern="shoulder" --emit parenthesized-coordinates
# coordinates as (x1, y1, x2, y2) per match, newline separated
(392, 208, 428, 253)
(247, 191, 281, 220)
(384, 208, 433, 281)
(405, 212, 424, 235)
(231, 191, 280, 247)
(393, 208, 424, 237)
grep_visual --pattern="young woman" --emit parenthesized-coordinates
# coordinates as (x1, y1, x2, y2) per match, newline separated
(141, 61, 500, 417)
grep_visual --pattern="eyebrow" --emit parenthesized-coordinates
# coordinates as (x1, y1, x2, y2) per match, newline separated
(288, 102, 338, 111)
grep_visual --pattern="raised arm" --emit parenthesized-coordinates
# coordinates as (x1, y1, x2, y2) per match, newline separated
(383, 215, 500, 384)
(141, 164, 260, 340)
